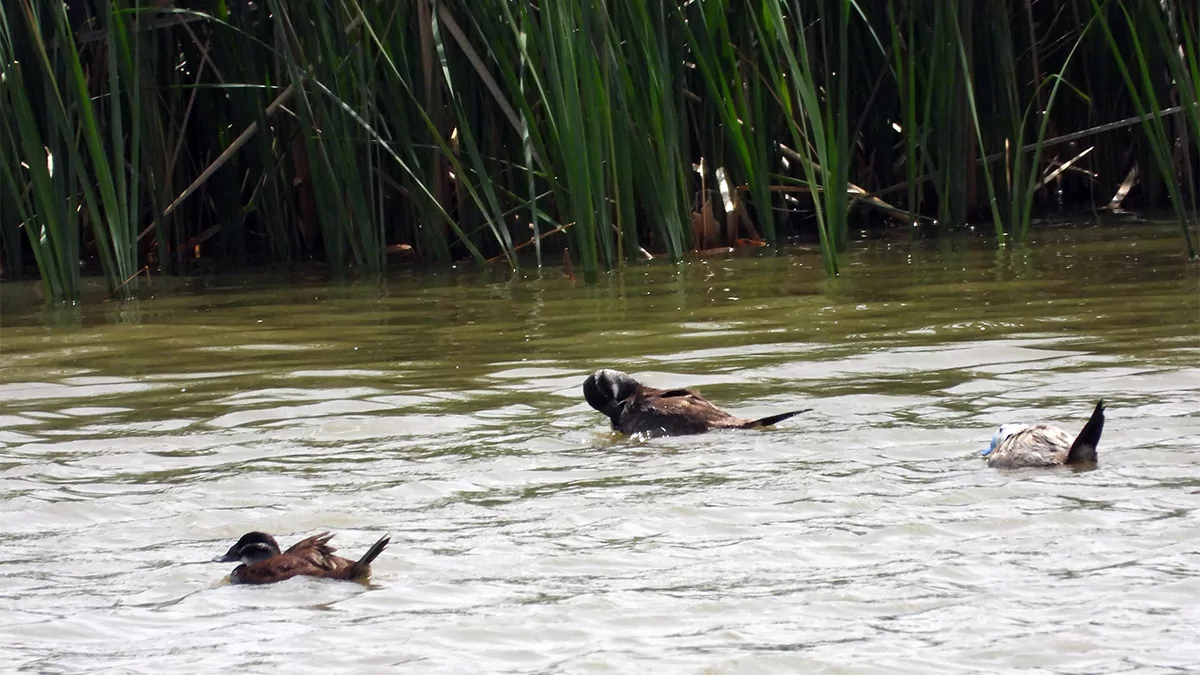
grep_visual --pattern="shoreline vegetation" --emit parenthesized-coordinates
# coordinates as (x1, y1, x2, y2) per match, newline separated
(1, 1, 1198, 302)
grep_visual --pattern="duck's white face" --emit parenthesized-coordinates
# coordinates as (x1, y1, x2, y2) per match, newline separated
(981, 423, 1029, 456)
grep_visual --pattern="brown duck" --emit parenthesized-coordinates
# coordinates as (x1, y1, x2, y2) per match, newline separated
(583, 368, 809, 437)
(213, 531, 390, 585)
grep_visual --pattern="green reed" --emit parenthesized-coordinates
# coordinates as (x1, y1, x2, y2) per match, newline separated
(679, 2, 781, 249)
(1094, 0, 1195, 255)
(747, 0, 857, 274)
(2, 0, 1199, 303)
(883, 0, 979, 231)
(2, 2, 86, 299)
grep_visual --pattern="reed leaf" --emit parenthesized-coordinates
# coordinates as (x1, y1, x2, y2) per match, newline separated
(1089, 0, 1197, 257)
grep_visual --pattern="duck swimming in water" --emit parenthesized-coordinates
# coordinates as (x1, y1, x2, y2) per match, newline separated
(583, 368, 810, 437)
(213, 531, 390, 585)
(980, 400, 1106, 469)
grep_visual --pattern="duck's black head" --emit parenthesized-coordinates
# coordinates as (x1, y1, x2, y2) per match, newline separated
(214, 531, 282, 565)
(583, 369, 640, 417)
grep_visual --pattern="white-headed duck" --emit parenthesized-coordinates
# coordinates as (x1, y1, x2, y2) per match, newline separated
(980, 400, 1105, 469)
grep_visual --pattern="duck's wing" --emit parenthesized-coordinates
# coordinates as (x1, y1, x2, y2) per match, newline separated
(643, 388, 744, 425)
(652, 389, 808, 429)
(283, 532, 344, 570)
(284, 532, 336, 554)
(606, 387, 740, 436)
(987, 425, 1074, 468)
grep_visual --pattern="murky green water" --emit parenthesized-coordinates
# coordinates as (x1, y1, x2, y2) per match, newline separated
(1, 224, 1198, 673)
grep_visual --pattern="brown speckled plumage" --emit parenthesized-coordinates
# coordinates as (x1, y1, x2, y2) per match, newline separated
(985, 400, 1106, 469)
(986, 425, 1076, 468)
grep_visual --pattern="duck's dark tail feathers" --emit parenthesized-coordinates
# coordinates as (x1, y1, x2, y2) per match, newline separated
(743, 408, 812, 429)
(1065, 400, 1105, 465)
(347, 535, 391, 580)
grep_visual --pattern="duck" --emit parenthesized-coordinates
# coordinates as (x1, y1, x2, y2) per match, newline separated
(582, 368, 810, 437)
(213, 531, 390, 585)
(980, 400, 1106, 468)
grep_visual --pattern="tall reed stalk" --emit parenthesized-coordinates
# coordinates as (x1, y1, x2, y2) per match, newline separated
(748, 0, 856, 274)
(1089, 0, 1197, 257)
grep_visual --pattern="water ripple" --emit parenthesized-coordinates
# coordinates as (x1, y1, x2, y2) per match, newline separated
(0, 226, 1197, 672)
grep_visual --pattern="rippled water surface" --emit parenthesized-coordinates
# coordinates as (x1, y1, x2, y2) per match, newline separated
(1, 224, 1198, 673)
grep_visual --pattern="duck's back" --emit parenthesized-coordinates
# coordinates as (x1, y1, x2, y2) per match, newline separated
(616, 389, 745, 437)
(986, 424, 1074, 468)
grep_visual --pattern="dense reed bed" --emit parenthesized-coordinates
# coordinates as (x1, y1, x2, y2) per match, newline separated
(1, 0, 1197, 300)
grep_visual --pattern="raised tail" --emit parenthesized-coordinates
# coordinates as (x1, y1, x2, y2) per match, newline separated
(742, 408, 812, 429)
(346, 535, 391, 580)
(1065, 400, 1105, 465)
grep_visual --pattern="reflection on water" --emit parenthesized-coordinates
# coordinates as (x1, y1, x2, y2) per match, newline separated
(0, 224, 1198, 672)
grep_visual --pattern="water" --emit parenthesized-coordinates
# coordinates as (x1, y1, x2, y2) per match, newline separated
(0, 224, 1197, 673)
